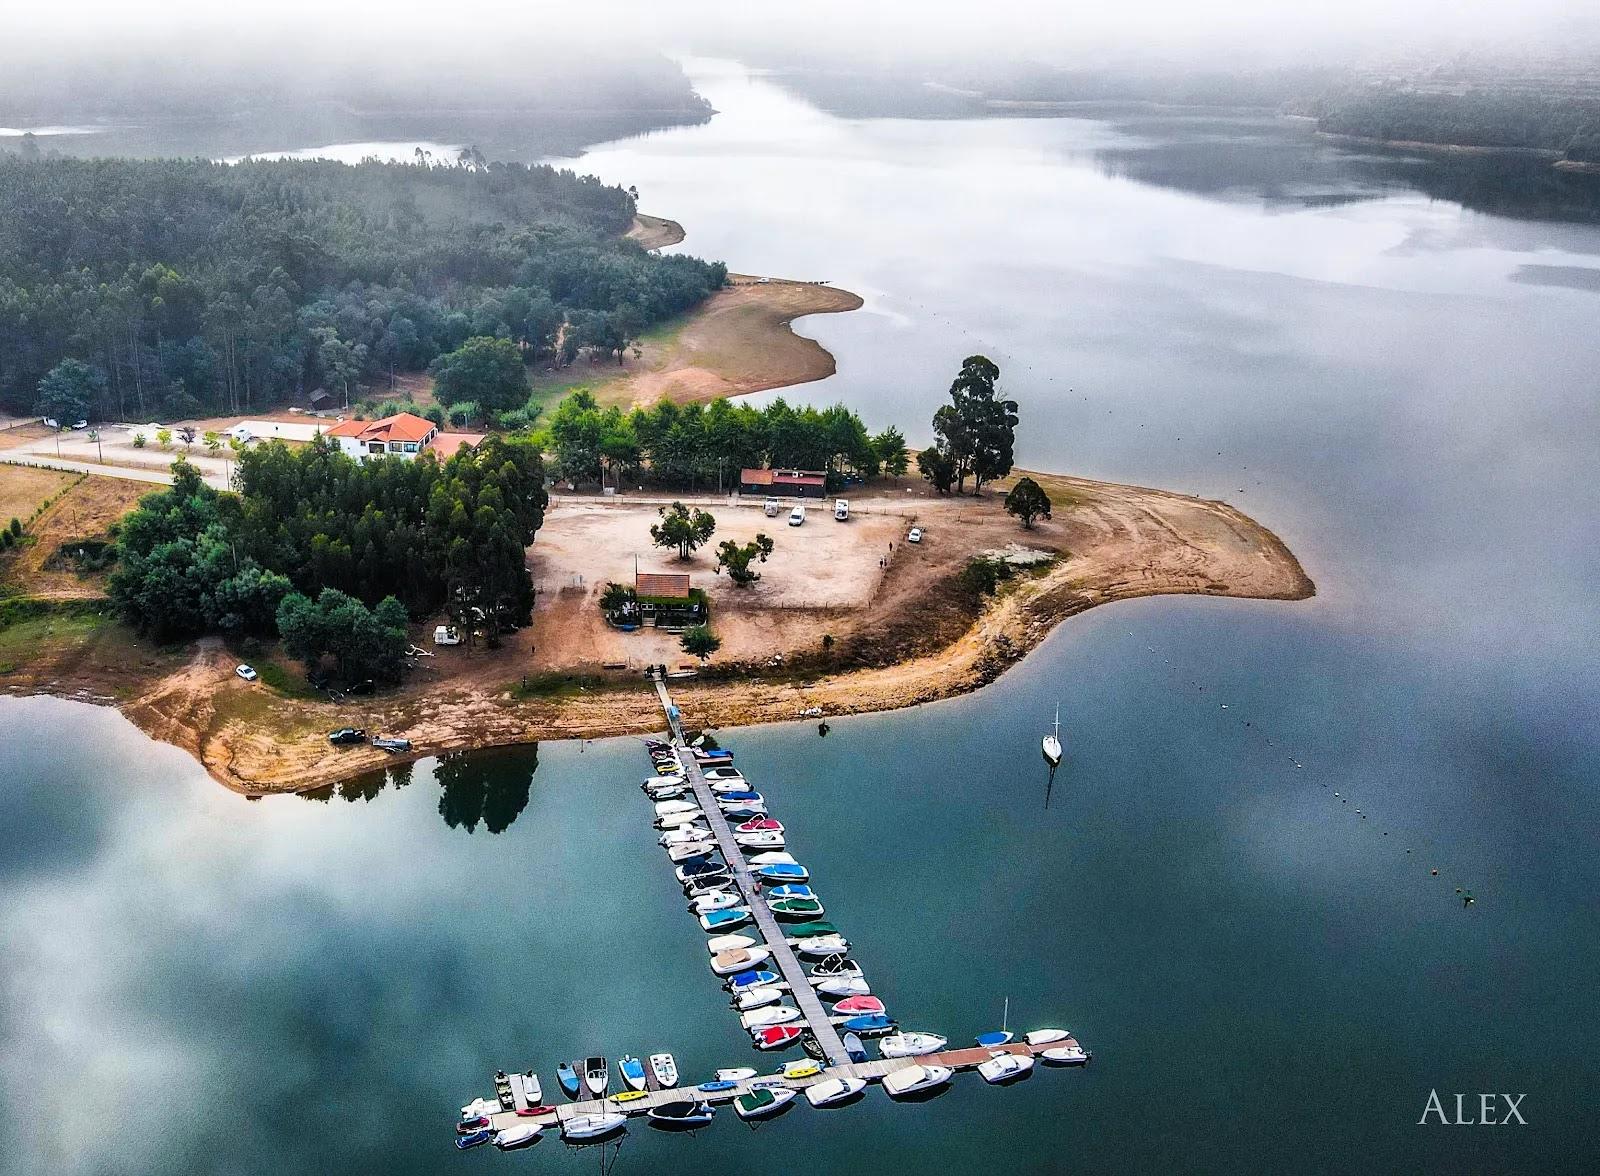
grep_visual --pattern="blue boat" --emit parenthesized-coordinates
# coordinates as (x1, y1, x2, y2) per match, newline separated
(754, 863, 809, 883)
(725, 968, 781, 992)
(720, 807, 764, 821)
(716, 790, 762, 802)
(976, 1030, 1015, 1048)
(843, 1031, 868, 1063)
(766, 883, 816, 900)
(696, 1080, 738, 1096)
(455, 1128, 494, 1150)
(557, 1061, 582, 1100)
(840, 1014, 897, 1037)
(701, 908, 751, 930)
(618, 1055, 649, 1092)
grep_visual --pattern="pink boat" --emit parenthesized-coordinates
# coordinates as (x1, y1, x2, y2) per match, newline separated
(831, 995, 886, 1016)
(735, 817, 784, 834)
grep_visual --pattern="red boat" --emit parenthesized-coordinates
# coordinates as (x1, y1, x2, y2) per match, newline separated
(735, 817, 784, 834)
(831, 995, 886, 1016)
(516, 1105, 557, 1118)
(751, 1025, 804, 1050)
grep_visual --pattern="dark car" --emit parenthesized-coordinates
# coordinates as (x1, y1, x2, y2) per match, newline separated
(328, 728, 367, 746)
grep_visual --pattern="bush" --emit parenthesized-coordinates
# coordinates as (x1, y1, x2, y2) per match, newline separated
(960, 555, 1016, 597)
(8, 518, 20, 538)
(447, 401, 481, 427)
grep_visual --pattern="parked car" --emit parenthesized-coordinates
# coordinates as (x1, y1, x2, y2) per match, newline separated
(234, 664, 258, 682)
(834, 499, 849, 521)
(788, 505, 806, 526)
(907, 527, 923, 544)
(347, 678, 376, 696)
(762, 497, 781, 517)
(434, 625, 462, 646)
(328, 728, 367, 746)
(372, 737, 412, 753)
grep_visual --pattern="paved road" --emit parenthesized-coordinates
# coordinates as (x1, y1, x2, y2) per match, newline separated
(0, 454, 225, 490)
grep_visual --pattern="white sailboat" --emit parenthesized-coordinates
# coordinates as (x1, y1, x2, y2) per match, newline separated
(1042, 703, 1063, 766)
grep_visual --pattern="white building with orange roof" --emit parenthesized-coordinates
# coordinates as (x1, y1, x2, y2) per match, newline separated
(325, 412, 441, 461)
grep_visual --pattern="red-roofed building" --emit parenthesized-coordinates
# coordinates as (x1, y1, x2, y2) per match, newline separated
(429, 432, 486, 461)
(636, 571, 691, 599)
(326, 412, 440, 460)
(739, 468, 826, 499)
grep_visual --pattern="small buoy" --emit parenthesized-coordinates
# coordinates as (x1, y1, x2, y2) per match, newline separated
(1455, 888, 1462, 894)
(1333, 792, 1339, 797)
(1430, 869, 1439, 876)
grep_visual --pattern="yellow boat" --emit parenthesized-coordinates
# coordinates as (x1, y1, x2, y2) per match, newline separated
(611, 1090, 649, 1103)
(781, 1061, 821, 1079)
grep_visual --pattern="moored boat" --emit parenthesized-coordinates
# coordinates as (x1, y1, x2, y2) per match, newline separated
(653, 798, 698, 818)
(583, 1056, 609, 1097)
(710, 947, 771, 976)
(739, 1004, 800, 1030)
(700, 907, 752, 932)
(724, 967, 781, 992)
(879, 1032, 947, 1058)
(695, 1080, 740, 1102)
(765, 883, 816, 900)
(1043, 703, 1064, 766)
(556, 1061, 581, 1100)
(618, 1055, 648, 1092)
(735, 1087, 797, 1121)
(683, 872, 734, 897)
(882, 1064, 952, 1098)
(690, 890, 741, 913)
(1040, 1043, 1090, 1066)
(794, 934, 850, 957)
(647, 1100, 715, 1130)
(715, 790, 763, 805)
(716, 1067, 757, 1082)
(831, 995, 885, 1016)
(975, 1030, 1014, 1048)
(649, 1052, 679, 1087)
(751, 1024, 804, 1050)
(669, 842, 718, 865)
(755, 862, 810, 883)
(455, 1128, 493, 1150)
(784, 920, 838, 938)
(659, 825, 710, 846)
(838, 1013, 897, 1036)
(815, 976, 870, 998)
(1024, 1028, 1071, 1046)
(733, 985, 784, 1010)
(734, 830, 785, 849)
(746, 851, 797, 866)
(768, 896, 824, 919)
(734, 817, 784, 834)
(977, 1051, 1034, 1084)
(655, 810, 704, 829)
(492, 1124, 542, 1150)
(561, 1112, 627, 1142)
(842, 1031, 868, 1063)
(706, 933, 758, 954)
(676, 860, 728, 884)
(805, 1076, 867, 1108)
(807, 953, 861, 981)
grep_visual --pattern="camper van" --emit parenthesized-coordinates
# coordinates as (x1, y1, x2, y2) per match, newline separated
(788, 505, 806, 527)
(834, 499, 849, 521)
(763, 497, 781, 517)
(433, 625, 462, 646)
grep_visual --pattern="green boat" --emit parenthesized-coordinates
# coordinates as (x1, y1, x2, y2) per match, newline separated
(768, 897, 825, 919)
(784, 920, 838, 938)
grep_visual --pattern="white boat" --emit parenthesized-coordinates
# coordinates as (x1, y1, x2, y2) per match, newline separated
(644, 774, 685, 789)
(655, 810, 704, 829)
(1042, 703, 1063, 765)
(521, 1071, 542, 1105)
(878, 1032, 947, 1058)
(653, 798, 698, 817)
(733, 985, 784, 1011)
(747, 851, 796, 866)
(706, 933, 759, 954)
(792, 934, 850, 957)
(668, 841, 718, 864)
(882, 1064, 952, 1097)
(1024, 1028, 1071, 1046)
(1040, 1044, 1089, 1066)
(561, 1112, 627, 1142)
(807, 954, 862, 982)
(734, 831, 785, 849)
(815, 976, 870, 998)
(805, 1076, 867, 1108)
(704, 767, 744, 781)
(461, 1096, 499, 1120)
(739, 1005, 801, 1031)
(659, 825, 710, 846)
(977, 1051, 1034, 1084)
(708, 779, 749, 794)
(583, 1056, 609, 1098)
(650, 1052, 679, 1087)
(690, 891, 741, 913)
(711, 947, 771, 976)
(493, 1124, 542, 1150)
(716, 1067, 757, 1082)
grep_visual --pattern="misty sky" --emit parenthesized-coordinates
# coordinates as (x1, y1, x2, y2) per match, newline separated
(12, 0, 1600, 67)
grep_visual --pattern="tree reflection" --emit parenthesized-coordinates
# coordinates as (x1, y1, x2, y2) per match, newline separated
(295, 746, 536, 834)
(436, 745, 539, 834)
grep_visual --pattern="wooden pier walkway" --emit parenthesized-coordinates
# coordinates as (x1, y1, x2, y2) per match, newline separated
(653, 678, 852, 1067)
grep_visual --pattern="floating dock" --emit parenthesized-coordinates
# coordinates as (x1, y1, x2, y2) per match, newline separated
(464, 678, 1090, 1145)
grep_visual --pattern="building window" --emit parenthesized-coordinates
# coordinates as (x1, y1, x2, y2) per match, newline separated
(389, 441, 402, 452)
(403, 442, 419, 453)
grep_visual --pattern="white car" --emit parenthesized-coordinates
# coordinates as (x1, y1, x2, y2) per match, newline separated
(907, 527, 923, 544)
(235, 664, 259, 682)
(788, 505, 806, 526)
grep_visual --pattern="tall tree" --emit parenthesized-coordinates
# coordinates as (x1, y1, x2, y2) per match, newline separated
(932, 355, 1019, 494)
(650, 501, 717, 561)
(1003, 476, 1052, 529)
(35, 358, 104, 425)
(429, 336, 529, 415)
(715, 533, 775, 587)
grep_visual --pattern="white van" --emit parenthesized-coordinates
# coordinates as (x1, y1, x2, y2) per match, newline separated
(433, 625, 462, 646)
(763, 497, 781, 517)
(787, 505, 806, 527)
(834, 499, 849, 521)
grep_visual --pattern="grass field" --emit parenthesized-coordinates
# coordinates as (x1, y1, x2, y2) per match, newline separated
(0, 466, 76, 527)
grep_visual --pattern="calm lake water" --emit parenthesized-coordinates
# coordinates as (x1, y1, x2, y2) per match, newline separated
(4, 58, 1600, 1174)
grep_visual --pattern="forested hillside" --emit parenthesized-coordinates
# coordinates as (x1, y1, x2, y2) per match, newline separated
(1314, 91, 1600, 162)
(0, 157, 727, 419)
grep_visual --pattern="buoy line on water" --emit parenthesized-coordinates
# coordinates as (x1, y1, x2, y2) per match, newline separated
(1123, 629, 1477, 909)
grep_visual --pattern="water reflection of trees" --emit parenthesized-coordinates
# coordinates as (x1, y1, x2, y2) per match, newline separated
(297, 746, 537, 834)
